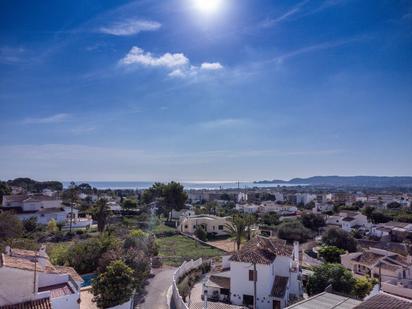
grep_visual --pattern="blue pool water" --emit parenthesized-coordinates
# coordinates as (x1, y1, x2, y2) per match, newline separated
(81, 273, 97, 287)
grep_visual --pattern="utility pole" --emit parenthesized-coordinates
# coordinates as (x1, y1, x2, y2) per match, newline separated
(253, 263, 257, 309)
(379, 262, 382, 290)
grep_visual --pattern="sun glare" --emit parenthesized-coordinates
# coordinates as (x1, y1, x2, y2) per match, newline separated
(193, 0, 223, 14)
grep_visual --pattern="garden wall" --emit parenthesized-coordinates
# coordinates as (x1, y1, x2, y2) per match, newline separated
(172, 258, 203, 309)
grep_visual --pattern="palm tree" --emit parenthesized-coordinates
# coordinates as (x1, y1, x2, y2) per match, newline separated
(68, 182, 78, 233)
(245, 214, 256, 241)
(225, 214, 246, 251)
(92, 198, 112, 233)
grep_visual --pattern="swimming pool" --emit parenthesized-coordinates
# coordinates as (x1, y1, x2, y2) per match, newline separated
(81, 273, 97, 287)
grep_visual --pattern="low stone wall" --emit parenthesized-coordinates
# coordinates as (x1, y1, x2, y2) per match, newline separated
(172, 258, 203, 309)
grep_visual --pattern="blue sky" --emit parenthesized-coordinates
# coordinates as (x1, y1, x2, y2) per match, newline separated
(0, 0, 411, 181)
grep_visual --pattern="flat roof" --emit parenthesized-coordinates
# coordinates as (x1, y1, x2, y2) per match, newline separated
(285, 292, 361, 309)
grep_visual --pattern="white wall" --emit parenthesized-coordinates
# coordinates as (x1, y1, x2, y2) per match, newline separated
(0, 268, 35, 306)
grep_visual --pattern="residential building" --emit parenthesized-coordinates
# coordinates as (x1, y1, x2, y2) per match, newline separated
(369, 221, 412, 242)
(237, 192, 248, 203)
(295, 193, 316, 205)
(312, 202, 334, 214)
(1, 194, 77, 225)
(341, 247, 412, 282)
(339, 211, 370, 232)
(204, 236, 303, 309)
(178, 215, 230, 236)
(0, 246, 83, 309)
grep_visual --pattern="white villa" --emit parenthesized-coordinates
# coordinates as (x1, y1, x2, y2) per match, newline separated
(178, 215, 231, 236)
(1, 194, 93, 228)
(0, 246, 83, 309)
(203, 236, 303, 309)
(325, 211, 369, 232)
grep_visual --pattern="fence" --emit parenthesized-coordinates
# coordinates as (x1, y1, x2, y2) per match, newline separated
(172, 258, 203, 309)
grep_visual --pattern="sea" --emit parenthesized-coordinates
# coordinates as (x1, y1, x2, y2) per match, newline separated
(63, 181, 302, 190)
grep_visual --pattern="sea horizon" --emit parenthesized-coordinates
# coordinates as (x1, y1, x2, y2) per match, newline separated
(63, 180, 303, 190)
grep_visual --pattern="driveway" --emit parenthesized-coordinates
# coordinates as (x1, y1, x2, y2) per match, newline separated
(135, 266, 176, 309)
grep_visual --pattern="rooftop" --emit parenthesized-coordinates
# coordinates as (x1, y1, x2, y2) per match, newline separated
(230, 236, 293, 264)
(0, 298, 52, 309)
(285, 292, 361, 309)
(354, 292, 412, 309)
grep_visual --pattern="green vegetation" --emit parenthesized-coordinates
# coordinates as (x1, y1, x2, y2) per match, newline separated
(307, 263, 375, 299)
(225, 214, 247, 251)
(92, 260, 135, 308)
(278, 221, 312, 243)
(142, 182, 188, 216)
(156, 235, 223, 266)
(6, 178, 63, 192)
(92, 198, 112, 233)
(0, 212, 23, 240)
(318, 245, 345, 263)
(300, 213, 325, 231)
(322, 227, 357, 252)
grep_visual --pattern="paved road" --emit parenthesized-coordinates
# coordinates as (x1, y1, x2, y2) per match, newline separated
(136, 267, 176, 309)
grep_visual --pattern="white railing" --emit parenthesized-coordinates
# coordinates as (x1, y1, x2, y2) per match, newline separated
(172, 258, 203, 309)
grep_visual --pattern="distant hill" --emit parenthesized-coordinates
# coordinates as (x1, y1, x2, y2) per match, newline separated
(254, 176, 412, 187)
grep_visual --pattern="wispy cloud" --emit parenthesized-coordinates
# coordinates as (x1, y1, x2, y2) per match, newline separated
(272, 37, 363, 63)
(260, 0, 309, 28)
(199, 118, 249, 130)
(260, 0, 349, 28)
(0, 46, 26, 64)
(99, 19, 161, 36)
(21, 113, 70, 124)
(70, 126, 96, 135)
(120, 46, 224, 78)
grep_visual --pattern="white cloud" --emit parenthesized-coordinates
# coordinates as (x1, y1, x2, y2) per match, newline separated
(200, 62, 223, 70)
(121, 46, 189, 68)
(21, 113, 70, 124)
(99, 19, 161, 36)
(120, 46, 224, 78)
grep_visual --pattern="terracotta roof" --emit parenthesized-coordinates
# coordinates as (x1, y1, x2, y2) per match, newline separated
(352, 251, 384, 266)
(271, 276, 289, 298)
(357, 240, 411, 256)
(378, 261, 402, 272)
(354, 292, 412, 309)
(38, 283, 74, 298)
(230, 236, 293, 264)
(1, 249, 55, 273)
(0, 298, 51, 309)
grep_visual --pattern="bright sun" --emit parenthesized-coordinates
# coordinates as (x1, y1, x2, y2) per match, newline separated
(193, 0, 223, 14)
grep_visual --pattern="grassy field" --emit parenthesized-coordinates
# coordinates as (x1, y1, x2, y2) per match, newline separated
(156, 235, 224, 266)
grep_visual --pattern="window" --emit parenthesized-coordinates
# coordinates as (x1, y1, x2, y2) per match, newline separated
(218, 225, 224, 230)
(243, 295, 254, 306)
(184, 225, 188, 229)
(213, 226, 215, 230)
(249, 270, 257, 281)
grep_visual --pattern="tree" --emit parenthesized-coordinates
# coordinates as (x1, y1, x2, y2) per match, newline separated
(322, 227, 357, 252)
(0, 212, 23, 240)
(23, 216, 38, 233)
(194, 225, 208, 241)
(352, 276, 375, 299)
(122, 199, 137, 210)
(162, 182, 188, 212)
(278, 221, 311, 243)
(244, 214, 256, 241)
(306, 263, 356, 296)
(318, 245, 345, 263)
(47, 219, 58, 233)
(0, 181, 11, 201)
(261, 212, 280, 226)
(92, 260, 135, 308)
(362, 206, 375, 221)
(369, 211, 391, 224)
(387, 202, 401, 209)
(225, 215, 246, 251)
(67, 181, 78, 233)
(300, 213, 325, 231)
(92, 198, 112, 233)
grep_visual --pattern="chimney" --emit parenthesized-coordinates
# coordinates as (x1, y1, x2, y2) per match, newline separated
(293, 241, 300, 263)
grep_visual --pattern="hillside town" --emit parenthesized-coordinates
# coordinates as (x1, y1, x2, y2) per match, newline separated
(1, 178, 412, 308)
